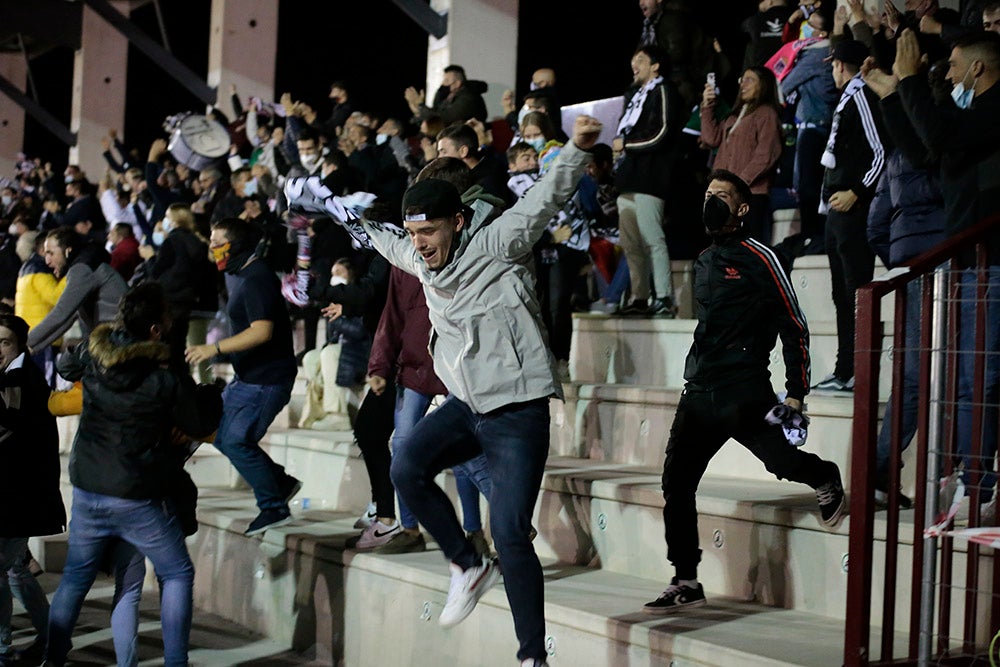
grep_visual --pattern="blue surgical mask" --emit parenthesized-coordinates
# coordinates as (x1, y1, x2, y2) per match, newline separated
(800, 23, 815, 39)
(161, 217, 173, 233)
(526, 137, 546, 152)
(375, 133, 389, 146)
(244, 177, 258, 196)
(152, 231, 165, 246)
(950, 64, 976, 109)
(64, 175, 74, 184)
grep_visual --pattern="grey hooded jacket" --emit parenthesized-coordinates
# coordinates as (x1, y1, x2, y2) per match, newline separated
(294, 142, 591, 413)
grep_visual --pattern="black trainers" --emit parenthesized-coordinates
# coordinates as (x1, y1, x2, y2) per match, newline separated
(642, 577, 707, 614)
(817, 465, 846, 526)
(649, 297, 677, 318)
(245, 508, 293, 536)
(281, 475, 303, 505)
(619, 299, 649, 317)
(874, 487, 913, 510)
(812, 373, 855, 392)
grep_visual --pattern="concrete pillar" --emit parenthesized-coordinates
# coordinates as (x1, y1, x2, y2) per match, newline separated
(0, 53, 27, 178)
(427, 0, 518, 120)
(70, 3, 129, 181)
(208, 0, 278, 116)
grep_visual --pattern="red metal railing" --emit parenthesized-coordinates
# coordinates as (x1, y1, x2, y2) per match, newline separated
(845, 215, 1000, 666)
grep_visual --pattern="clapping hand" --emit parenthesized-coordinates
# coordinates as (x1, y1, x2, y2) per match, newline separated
(860, 56, 899, 98)
(893, 29, 923, 80)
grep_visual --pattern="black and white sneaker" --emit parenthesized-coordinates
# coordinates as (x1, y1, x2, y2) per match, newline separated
(281, 475, 303, 505)
(817, 465, 846, 527)
(245, 508, 293, 536)
(649, 296, 677, 318)
(812, 373, 855, 392)
(642, 577, 706, 614)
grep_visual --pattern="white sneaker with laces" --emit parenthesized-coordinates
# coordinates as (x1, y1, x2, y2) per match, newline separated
(439, 557, 500, 627)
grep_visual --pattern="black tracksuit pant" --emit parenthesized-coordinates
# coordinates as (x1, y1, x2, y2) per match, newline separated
(354, 381, 399, 518)
(661, 379, 834, 580)
(825, 205, 875, 381)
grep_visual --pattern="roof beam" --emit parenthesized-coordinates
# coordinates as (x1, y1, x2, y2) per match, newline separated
(0, 72, 76, 146)
(389, 0, 448, 39)
(82, 0, 216, 106)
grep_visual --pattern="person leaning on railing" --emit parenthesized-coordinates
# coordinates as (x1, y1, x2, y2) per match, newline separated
(862, 29, 1000, 508)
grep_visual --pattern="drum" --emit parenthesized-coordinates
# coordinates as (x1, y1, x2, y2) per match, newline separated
(166, 114, 230, 171)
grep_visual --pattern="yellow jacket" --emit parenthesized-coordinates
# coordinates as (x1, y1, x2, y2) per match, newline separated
(16, 269, 67, 330)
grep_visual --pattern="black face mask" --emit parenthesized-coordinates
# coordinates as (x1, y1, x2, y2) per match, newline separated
(703, 195, 735, 235)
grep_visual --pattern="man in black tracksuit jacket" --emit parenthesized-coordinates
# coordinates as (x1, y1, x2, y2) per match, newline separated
(816, 41, 890, 390)
(643, 170, 845, 615)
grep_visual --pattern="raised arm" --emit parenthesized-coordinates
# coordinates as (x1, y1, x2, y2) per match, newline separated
(477, 116, 602, 260)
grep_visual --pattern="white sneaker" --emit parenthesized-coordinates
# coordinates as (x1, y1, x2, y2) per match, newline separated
(521, 660, 550, 667)
(439, 557, 500, 628)
(353, 502, 377, 529)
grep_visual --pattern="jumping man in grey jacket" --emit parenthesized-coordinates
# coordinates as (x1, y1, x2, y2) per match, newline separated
(286, 115, 602, 667)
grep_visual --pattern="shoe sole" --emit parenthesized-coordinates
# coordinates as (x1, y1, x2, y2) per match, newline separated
(439, 563, 501, 628)
(284, 479, 303, 505)
(822, 494, 847, 528)
(642, 598, 707, 615)
(244, 515, 293, 537)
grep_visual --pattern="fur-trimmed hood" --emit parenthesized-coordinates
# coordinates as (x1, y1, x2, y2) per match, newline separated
(88, 323, 171, 369)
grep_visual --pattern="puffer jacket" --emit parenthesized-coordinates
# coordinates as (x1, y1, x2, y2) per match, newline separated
(314, 142, 591, 413)
(0, 353, 66, 538)
(867, 150, 946, 268)
(56, 324, 219, 500)
(779, 40, 838, 127)
(15, 253, 65, 330)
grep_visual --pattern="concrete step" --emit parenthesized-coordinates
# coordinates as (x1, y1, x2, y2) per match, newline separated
(570, 313, 893, 398)
(189, 487, 911, 666)
(550, 382, 910, 494)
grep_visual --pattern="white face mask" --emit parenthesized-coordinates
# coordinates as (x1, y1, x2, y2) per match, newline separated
(951, 64, 977, 109)
(300, 153, 322, 171)
(152, 231, 166, 246)
(105, 240, 115, 253)
(162, 217, 174, 233)
(329, 274, 348, 286)
(64, 175, 74, 184)
(8, 223, 20, 236)
(1, 195, 11, 207)
(375, 133, 389, 146)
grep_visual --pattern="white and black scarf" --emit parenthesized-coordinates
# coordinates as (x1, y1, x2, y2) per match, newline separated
(821, 75, 866, 170)
(617, 76, 664, 137)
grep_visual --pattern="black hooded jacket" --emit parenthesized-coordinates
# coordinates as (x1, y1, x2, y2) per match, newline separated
(57, 324, 219, 499)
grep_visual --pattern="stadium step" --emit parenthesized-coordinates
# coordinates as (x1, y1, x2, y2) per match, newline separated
(189, 487, 910, 667)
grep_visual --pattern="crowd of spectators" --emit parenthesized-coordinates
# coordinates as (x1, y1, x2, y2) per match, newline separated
(2, 0, 1000, 663)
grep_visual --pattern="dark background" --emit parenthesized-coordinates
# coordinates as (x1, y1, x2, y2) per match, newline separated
(23, 0, 753, 168)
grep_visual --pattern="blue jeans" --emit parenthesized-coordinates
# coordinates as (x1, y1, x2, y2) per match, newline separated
(593, 257, 631, 306)
(957, 266, 1000, 498)
(47, 488, 194, 667)
(214, 379, 294, 511)
(390, 396, 549, 662)
(875, 281, 923, 487)
(110, 542, 146, 667)
(392, 387, 492, 531)
(1, 538, 49, 658)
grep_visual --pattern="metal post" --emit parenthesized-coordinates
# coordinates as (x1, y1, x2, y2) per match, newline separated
(919, 265, 949, 665)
